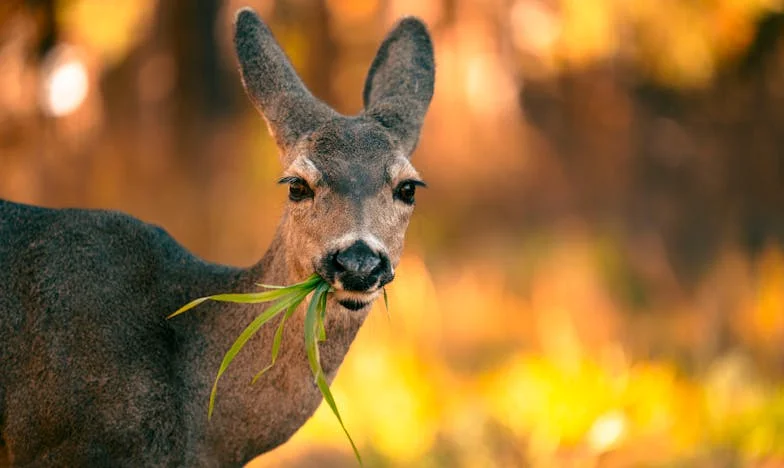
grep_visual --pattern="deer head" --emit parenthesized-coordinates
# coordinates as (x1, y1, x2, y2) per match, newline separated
(235, 8, 434, 311)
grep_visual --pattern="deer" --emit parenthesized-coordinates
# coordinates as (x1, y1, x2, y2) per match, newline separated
(0, 7, 434, 467)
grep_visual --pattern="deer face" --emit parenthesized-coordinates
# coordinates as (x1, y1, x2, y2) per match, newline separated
(278, 118, 425, 309)
(234, 9, 434, 310)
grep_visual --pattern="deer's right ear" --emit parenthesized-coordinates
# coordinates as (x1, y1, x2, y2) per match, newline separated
(363, 18, 435, 157)
(234, 8, 334, 157)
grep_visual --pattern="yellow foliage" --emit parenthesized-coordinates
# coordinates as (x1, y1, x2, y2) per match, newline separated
(58, 0, 155, 65)
(515, 0, 782, 87)
(483, 355, 622, 449)
(252, 246, 784, 466)
(557, 0, 617, 67)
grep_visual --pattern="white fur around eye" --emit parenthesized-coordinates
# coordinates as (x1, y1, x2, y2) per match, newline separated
(284, 156, 323, 187)
(387, 155, 421, 184)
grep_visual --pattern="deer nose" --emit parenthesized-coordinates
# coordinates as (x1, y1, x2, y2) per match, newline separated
(334, 241, 381, 276)
(326, 240, 392, 292)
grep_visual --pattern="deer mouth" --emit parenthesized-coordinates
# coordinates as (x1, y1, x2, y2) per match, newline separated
(316, 247, 395, 311)
(331, 288, 382, 311)
(339, 299, 370, 311)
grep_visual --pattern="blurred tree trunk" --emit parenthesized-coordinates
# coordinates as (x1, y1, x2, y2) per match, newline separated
(16, 0, 56, 58)
(168, 0, 235, 120)
(164, 0, 237, 171)
(156, 0, 337, 170)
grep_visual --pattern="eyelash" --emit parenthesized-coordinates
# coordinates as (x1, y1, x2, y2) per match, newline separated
(278, 176, 314, 202)
(394, 179, 426, 205)
(277, 177, 426, 203)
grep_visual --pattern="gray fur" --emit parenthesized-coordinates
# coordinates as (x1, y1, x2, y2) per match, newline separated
(235, 8, 336, 155)
(0, 7, 434, 467)
(363, 17, 435, 155)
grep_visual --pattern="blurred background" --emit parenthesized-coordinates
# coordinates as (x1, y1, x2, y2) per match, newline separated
(1, 0, 783, 466)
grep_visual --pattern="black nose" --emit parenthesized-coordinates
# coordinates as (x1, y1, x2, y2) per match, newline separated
(324, 240, 393, 291)
(335, 241, 381, 275)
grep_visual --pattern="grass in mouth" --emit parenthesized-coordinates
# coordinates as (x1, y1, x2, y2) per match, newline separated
(168, 274, 374, 465)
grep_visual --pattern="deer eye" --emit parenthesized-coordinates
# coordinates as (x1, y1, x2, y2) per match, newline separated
(279, 176, 314, 202)
(394, 180, 425, 205)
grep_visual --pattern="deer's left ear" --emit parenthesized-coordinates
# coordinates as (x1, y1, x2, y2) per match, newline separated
(362, 17, 435, 157)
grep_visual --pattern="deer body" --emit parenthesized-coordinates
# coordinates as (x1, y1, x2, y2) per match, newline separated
(0, 200, 365, 466)
(0, 8, 434, 467)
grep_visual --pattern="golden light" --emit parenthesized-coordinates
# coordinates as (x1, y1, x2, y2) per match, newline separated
(510, 0, 561, 56)
(40, 46, 89, 117)
(587, 410, 627, 452)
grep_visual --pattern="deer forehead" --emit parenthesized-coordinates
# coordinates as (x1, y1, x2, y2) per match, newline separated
(285, 119, 420, 198)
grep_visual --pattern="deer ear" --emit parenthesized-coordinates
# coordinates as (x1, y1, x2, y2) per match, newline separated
(363, 17, 435, 156)
(234, 8, 334, 155)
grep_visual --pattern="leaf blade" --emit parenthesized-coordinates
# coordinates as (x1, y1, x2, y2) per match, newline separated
(169, 273, 323, 319)
(383, 287, 390, 321)
(168, 297, 210, 319)
(251, 301, 300, 384)
(316, 372, 363, 465)
(304, 284, 363, 465)
(208, 289, 308, 418)
(304, 283, 330, 380)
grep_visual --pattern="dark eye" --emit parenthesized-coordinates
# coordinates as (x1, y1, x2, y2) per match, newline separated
(279, 177, 314, 202)
(394, 180, 425, 205)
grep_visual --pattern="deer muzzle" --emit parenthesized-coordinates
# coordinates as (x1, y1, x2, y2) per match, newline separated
(319, 240, 394, 309)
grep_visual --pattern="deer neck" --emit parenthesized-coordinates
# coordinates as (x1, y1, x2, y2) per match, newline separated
(187, 221, 368, 463)
(245, 223, 369, 378)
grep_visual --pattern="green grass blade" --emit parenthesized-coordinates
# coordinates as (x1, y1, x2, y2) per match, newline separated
(168, 297, 210, 319)
(170, 274, 323, 319)
(316, 289, 327, 340)
(251, 301, 301, 384)
(319, 290, 329, 320)
(315, 372, 362, 465)
(208, 289, 308, 419)
(249, 314, 287, 384)
(304, 284, 363, 465)
(317, 289, 329, 341)
(317, 307, 327, 341)
(255, 276, 320, 290)
(300, 274, 323, 287)
(304, 284, 330, 381)
(206, 289, 295, 304)
(169, 273, 362, 463)
(382, 287, 390, 321)
(287, 273, 323, 290)
(169, 289, 292, 319)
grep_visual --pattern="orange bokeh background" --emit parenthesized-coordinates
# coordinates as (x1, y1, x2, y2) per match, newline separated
(1, 1, 783, 466)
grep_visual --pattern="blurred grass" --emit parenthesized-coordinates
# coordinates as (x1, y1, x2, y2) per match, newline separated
(251, 246, 784, 467)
